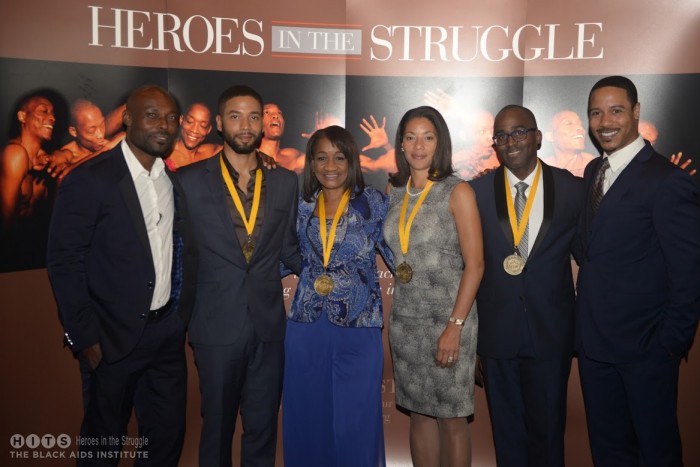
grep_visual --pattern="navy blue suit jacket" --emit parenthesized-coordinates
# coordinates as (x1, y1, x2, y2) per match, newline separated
(47, 145, 197, 363)
(470, 161, 584, 359)
(576, 143, 700, 363)
(177, 153, 301, 345)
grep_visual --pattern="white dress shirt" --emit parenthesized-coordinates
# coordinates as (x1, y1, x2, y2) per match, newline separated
(122, 140, 174, 310)
(602, 135, 645, 194)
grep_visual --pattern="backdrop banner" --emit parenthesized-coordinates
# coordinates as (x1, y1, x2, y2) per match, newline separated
(1, 1, 699, 466)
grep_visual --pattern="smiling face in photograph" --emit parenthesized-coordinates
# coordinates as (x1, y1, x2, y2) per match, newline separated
(179, 103, 212, 150)
(21, 96, 56, 142)
(551, 110, 586, 152)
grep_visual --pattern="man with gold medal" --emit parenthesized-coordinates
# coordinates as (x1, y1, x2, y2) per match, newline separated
(177, 85, 301, 467)
(469, 105, 584, 466)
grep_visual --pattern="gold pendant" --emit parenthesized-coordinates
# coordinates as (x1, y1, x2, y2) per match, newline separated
(314, 274, 334, 296)
(242, 238, 255, 263)
(396, 261, 413, 284)
(503, 253, 525, 276)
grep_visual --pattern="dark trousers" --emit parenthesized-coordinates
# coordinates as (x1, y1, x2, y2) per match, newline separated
(482, 354, 571, 467)
(578, 350, 682, 467)
(78, 311, 187, 466)
(192, 316, 284, 467)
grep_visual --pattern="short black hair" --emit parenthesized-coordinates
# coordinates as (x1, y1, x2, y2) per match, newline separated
(588, 75, 638, 109)
(302, 125, 365, 201)
(389, 106, 454, 187)
(495, 104, 538, 129)
(217, 85, 263, 116)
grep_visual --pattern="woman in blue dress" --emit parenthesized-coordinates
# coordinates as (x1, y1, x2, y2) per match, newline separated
(283, 125, 393, 467)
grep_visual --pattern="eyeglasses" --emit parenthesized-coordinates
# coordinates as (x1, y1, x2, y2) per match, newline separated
(492, 128, 537, 146)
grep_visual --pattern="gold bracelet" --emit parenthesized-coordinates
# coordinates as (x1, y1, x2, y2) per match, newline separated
(448, 316, 465, 326)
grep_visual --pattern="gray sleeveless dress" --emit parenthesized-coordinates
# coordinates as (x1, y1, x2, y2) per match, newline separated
(383, 175, 478, 418)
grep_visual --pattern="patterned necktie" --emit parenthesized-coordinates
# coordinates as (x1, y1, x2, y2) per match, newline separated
(515, 181, 529, 259)
(590, 158, 610, 215)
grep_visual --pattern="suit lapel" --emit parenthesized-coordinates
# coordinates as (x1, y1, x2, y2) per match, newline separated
(113, 151, 153, 265)
(596, 145, 652, 214)
(494, 166, 515, 250)
(588, 144, 653, 242)
(255, 166, 276, 257)
(494, 161, 552, 261)
(529, 161, 554, 259)
(204, 154, 247, 264)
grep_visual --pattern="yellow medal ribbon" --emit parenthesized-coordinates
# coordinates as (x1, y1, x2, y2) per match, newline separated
(220, 155, 262, 238)
(398, 177, 434, 256)
(318, 189, 351, 268)
(504, 161, 541, 250)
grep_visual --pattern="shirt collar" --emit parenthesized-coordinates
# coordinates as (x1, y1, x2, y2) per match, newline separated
(604, 135, 645, 173)
(221, 151, 264, 180)
(122, 139, 166, 181)
(505, 158, 540, 188)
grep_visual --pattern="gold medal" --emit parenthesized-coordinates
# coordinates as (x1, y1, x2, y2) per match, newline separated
(503, 253, 526, 275)
(242, 238, 255, 263)
(396, 261, 413, 284)
(220, 156, 262, 264)
(314, 189, 351, 296)
(314, 274, 334, 296)
(504, 162, 541, 265)
(396, 177, 434, 285)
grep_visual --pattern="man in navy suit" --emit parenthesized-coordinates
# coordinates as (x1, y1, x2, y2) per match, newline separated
(177, 85, 301, 467)
(470, 105, 583, 466)
(576, 75, 700, 466)
(47, 85, 196, 465)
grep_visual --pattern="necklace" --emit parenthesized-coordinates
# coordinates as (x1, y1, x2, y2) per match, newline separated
(405, 176, 428, 197)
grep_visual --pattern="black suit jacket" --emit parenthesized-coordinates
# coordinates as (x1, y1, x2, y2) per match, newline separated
(576, 143, 700, 362)
(177, 153, 301, 345)
(47, 145, 197, 363)
(470, 161, 584, 359)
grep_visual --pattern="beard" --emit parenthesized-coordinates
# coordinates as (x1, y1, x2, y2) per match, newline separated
(149, 140, 176, 159)
(131, 132, 176, 159)
(223, 130, 263, 155)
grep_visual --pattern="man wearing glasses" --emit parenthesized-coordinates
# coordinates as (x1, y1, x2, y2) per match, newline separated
(470, 104, 584, 466)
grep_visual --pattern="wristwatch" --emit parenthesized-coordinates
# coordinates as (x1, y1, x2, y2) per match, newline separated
(448, 316, 465, 326)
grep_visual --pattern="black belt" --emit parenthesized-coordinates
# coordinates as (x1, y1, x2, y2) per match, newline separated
(147, 299, 172, 322)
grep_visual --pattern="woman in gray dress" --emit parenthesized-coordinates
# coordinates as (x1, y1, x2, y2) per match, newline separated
(383, 106, 484, 466)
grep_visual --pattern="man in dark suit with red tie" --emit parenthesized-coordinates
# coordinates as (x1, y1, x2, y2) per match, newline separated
(576, 75, 700, 466)
(177, 85, 301, 467)
(47, 85, 197, 465)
